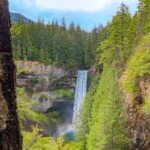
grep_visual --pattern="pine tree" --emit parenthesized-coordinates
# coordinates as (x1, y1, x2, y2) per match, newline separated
(100, 3, 133, 65)
(86, 65, 129, 150)
(61, 17, 67, 31)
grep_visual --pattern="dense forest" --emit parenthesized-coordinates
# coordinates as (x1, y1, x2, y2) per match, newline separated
(76, 1, 150, 149)
(12, 0, 150, 149)
(0, 0, 149, 149)
(11, 18, 107, 69)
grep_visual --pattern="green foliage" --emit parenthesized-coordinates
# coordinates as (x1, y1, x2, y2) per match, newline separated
(55, 89, 74, 101)
(23, 126, 53, 150)
(141, 97, 150, 114)
(52, 30, 75, 69)
(11, 23, 23, 38)
(11, 18, 103, 69)
(75, 75, 100, 146)
(17, 68, 33, 76)
(122, 33, 150, 94)
(62, 141, 84, 150)
(46, 111, 60, 124)
(17, 88, 61, 126)
(17, 88, 47, 123)
(15, 61, 33, 76)
(131, 0, 150, 45)
(28, 78, 39, 85)
(86, 65, 129, 150)
(99, 3, 133, 65)
(23, 126, 83, 150)
(14, 1, 150, 149)
(28, 78, 46, 85)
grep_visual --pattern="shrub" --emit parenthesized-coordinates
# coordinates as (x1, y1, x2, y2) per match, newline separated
(141, 97, 150, 114)
(17, 68, 33, 76)
(17, 88, 48, 123)
(122, 34, 150, 94)
(23, 126, 83, 150)
(28, 78, 46, 85)
(17, 88, 62, 125)
(55, 89, 74, 101)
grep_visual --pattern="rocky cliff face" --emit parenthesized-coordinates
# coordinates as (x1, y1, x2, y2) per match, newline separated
(16, 60, 66, 76)
(120, 73, 150, 149)
(16, 60, 76, 92)
(15, 60, 76, 136)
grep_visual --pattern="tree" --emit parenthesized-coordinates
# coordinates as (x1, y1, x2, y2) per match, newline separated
(52, 30, 75, 68)
(75, 25, 86, 69)
(132, 0, 150, 45)
(61, 17, 67, 31)
(86, 65, 129, 150)
(100, 3, 133, 65)
(0, 0, 22, 149)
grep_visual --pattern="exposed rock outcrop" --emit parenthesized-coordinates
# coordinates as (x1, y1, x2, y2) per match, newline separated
(120, 73, 150, 149)
(16, 60, 66, 76)
(16, 60, 76, 92)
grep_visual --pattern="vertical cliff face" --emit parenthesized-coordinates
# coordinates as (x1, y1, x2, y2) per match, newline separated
(120, 73, 150, 149)
(0, 0, 22, 149)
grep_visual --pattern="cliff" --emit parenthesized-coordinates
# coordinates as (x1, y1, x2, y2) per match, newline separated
(120, 73, 150, 149)
(15, 60, 76, 136)
(16, 60, 76, 91)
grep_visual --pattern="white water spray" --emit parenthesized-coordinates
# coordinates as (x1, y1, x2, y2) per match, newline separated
(55, 70, 88, 136)
(73, 70, 88, 123)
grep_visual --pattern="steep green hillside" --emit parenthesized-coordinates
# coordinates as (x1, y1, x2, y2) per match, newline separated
(76, 1, 150, 149)
(12, 0, 150, 149)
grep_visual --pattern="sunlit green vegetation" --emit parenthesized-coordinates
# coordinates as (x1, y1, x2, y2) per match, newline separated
(17, 88, 61, 125)
(122, 34, 150, 94)
(13, 0, 150, 149)
(16, 67, 33, 76)
(75, 1, 150, 149)
(17, 88, 48, 123)
(141, 97, 150, 114)
(55, 89, 74, 101)
(27, 78, 47, 85)
(23, 126, 83, 150)
(11, 17, 103, 69)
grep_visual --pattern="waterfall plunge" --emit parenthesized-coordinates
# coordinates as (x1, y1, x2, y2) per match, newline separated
(56, 70, 88, 137)
(73, 70, 88, 124)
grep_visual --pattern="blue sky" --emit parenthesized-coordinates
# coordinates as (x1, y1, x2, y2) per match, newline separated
(9, 0, 138, 31)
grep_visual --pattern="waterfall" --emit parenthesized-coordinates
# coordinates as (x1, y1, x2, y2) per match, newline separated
(73, 70, 88, 123)
(55, 70, 88, 137)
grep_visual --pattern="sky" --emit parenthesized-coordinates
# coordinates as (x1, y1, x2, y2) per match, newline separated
(9, 0, 139, 31)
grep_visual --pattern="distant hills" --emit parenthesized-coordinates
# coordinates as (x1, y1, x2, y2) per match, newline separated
(10, 12, 32, 24)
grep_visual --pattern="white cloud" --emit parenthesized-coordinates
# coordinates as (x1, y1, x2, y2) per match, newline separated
(34, 0, 118, 12)
(10, 0, 138, 12)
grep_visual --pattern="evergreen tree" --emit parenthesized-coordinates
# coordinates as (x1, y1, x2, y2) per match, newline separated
(100, 3, 133, 65)
(61, 17, 67, 31)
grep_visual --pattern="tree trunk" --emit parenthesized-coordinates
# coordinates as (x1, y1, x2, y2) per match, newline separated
(0, 0, 22, 149)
